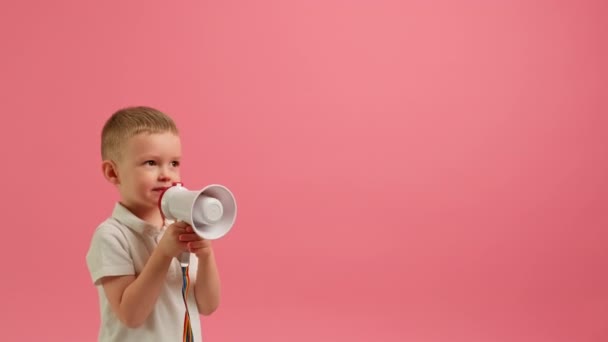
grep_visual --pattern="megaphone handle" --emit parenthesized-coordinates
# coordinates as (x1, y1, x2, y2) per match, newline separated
(179, 252, 190, 267)
(173, 217, 189, 267)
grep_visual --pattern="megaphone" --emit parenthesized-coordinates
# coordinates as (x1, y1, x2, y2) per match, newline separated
(159, 182, 237, 266)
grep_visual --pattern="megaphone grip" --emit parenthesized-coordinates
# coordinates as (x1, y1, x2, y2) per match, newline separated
(179, 252, 190, 267)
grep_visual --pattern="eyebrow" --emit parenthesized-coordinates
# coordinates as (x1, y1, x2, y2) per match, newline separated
(139, 155, 181, 160)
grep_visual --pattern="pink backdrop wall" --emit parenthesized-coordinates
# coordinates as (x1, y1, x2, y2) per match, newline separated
(1, 1, 607, 341)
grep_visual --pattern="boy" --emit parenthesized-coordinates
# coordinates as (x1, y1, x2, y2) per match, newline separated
(86, 106, 220, 342)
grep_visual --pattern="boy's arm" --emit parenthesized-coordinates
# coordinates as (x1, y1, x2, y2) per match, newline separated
(101, 247, 173, 328)
(194, 249, 221, 315)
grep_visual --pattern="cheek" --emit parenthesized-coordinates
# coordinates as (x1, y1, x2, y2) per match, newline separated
(133, 169, 157, 189)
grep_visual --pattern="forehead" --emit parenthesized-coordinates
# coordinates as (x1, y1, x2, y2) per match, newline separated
(123, 132, 181, 158)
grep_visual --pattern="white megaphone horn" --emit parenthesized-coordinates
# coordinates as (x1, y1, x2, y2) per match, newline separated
(158, 182, 237, 266)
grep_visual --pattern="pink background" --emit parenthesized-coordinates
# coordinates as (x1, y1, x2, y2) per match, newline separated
(1, 1, 607, 341)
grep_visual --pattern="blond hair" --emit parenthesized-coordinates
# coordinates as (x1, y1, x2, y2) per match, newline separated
(101, 106, 179, 160)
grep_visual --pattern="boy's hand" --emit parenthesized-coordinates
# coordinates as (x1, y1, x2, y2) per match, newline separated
(157, 221, 192, 258)
(178, 226, 213, 258)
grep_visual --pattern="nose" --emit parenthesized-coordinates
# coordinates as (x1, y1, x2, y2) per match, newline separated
(158, 166, 171, 182)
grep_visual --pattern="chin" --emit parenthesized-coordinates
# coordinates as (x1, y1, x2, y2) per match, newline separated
(146, 195, 160, 205)
(150, 189, 164, 198)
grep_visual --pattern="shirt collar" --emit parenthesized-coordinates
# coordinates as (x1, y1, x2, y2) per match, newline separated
(111, 203, 169, 236)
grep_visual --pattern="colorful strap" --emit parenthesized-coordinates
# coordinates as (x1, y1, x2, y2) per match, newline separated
(181, 265, 194, 342)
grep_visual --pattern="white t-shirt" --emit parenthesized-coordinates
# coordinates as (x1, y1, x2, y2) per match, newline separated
(86, 203, 203, 342)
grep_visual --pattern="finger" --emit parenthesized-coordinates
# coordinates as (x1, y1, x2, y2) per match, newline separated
(187, 241, 201, 249)
(188, 245, 205, 252)
(189, 246, 212, 255)
(188, 241, 210, 249)
(179, 233, 201, 242)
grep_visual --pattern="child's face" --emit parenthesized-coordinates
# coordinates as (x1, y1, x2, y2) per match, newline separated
(115, 132, 182, 214)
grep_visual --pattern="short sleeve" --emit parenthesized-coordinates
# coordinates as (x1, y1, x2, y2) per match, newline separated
(86, 223, 135, 285)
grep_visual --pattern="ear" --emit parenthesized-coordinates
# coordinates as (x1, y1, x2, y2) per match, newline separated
(102, 160, 120, 185)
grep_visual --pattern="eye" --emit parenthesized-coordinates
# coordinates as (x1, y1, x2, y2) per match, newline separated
(171, 161, 180, 167)
(144, 160, 156, 166)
